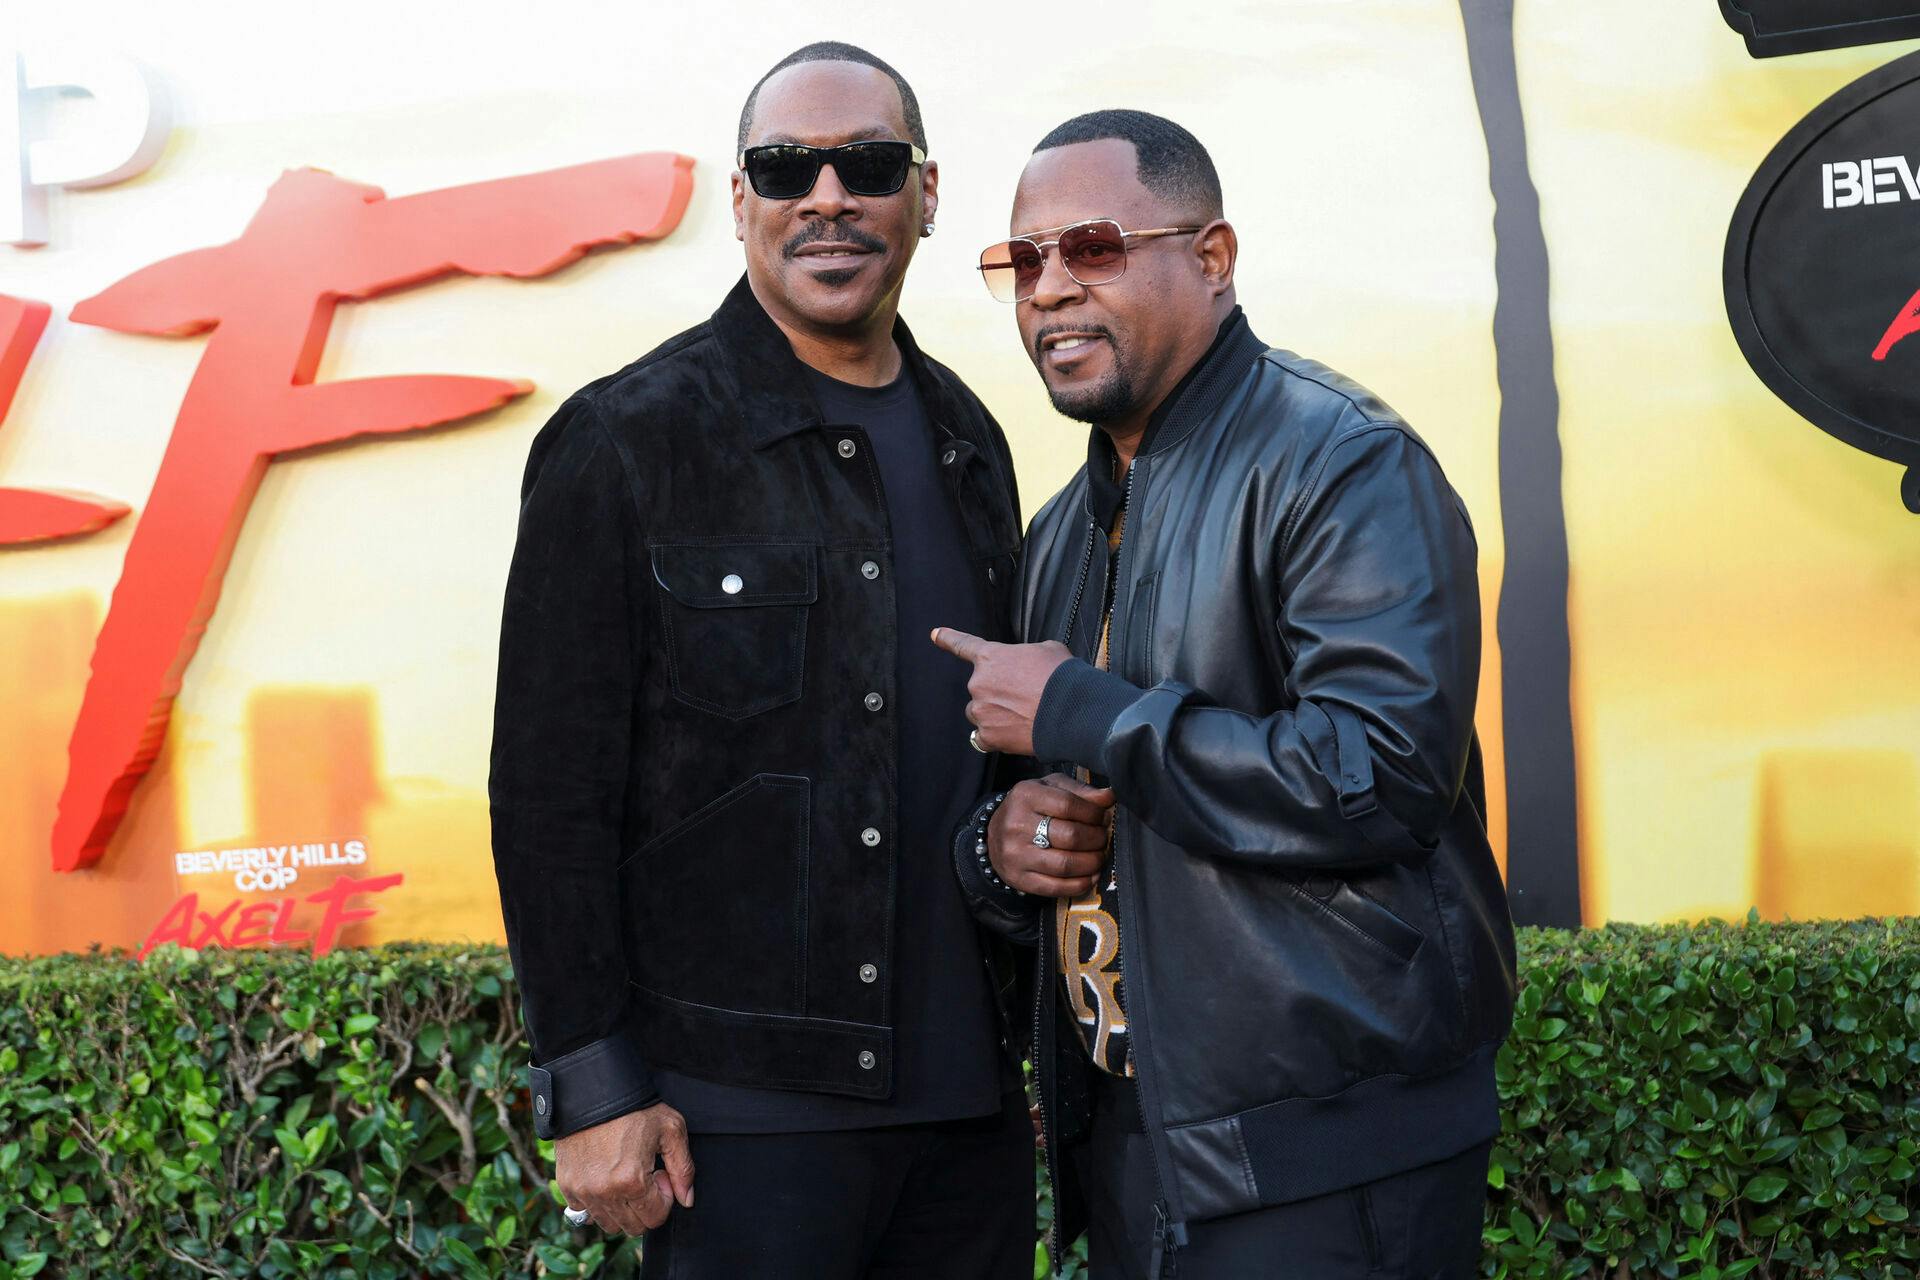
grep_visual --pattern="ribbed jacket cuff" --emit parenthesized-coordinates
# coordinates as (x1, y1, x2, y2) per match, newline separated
(1032, 659, 1143, 773)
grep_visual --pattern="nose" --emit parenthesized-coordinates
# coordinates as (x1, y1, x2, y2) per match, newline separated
(799, 161, 861, 221)
(1026, 244, 1084, 311)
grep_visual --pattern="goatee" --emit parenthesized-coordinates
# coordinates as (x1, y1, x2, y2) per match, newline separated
(1048, 370, 1136, 425)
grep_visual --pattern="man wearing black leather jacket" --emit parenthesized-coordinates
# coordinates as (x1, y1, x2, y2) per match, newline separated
(935, 111, 1519, 1278)
(489, 43, 1032, 1279)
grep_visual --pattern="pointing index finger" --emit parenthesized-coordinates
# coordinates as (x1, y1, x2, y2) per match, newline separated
(930, 627, 989, 664)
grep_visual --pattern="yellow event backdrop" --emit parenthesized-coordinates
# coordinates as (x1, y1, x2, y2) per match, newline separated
(1, 0, 1916, 955)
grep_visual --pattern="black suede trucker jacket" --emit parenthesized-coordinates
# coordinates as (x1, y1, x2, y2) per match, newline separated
(953, 316, 1518, 1261)
(491, 277, 1023, 1140)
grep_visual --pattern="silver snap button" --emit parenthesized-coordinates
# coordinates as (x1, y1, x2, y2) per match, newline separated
(859, 963, 877, 983)
(860, 560, 879, 580)
(864, 692, 884, 712)
(858, 1050, 876, 1070)
(941, 448, 957, 465)
(986, 566, 997, 584)
(721, 574, 743, 595)
(860, 827, 881, 847)
(534, 1095, 547, 1115)
(838, 438, 857, 458)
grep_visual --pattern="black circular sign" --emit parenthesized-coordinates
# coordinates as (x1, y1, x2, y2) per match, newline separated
(1724, 49, 1920, 512)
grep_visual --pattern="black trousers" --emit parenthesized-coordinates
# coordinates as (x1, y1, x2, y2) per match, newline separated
(634, 1090, 1033, 1280)
(1079, 1075, 1491, 1279)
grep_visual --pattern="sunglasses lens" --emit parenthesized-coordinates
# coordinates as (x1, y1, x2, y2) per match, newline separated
(833, 142, 914, 196)
(747, 147, 823, 199)
(979, 240, 1045, 302)
(1060, 222, 1128, 285)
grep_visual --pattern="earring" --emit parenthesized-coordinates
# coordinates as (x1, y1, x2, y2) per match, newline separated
(921, 223, 935, 238)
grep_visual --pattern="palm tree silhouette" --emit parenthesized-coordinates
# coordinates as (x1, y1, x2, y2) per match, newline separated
(1458, 0, 1582, 927)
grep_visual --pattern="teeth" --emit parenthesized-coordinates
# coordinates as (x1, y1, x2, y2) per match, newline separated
(1051, 337, 1090, 351)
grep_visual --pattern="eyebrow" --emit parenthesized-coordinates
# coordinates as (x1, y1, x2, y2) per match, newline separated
(756, 125, 898, 146)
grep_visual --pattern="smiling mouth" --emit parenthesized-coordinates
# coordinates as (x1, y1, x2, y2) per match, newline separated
(1039, 332, 1109, 368)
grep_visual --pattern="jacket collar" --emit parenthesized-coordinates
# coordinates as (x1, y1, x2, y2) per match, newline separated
(1085, 306, 1265, 527)
(709, 273, 961, 450)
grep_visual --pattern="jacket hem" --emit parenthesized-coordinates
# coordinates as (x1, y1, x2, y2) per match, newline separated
(1163, 1039, 1504, 1221)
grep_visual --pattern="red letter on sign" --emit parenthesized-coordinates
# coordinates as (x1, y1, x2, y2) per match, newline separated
(229, 901, 276, 947)
(305, 872, 404, 956)
(51, 154, 695, 871)
(0, 294, 130, 545)
(1873, 286, 1920, 361)
(138, 893, 199, 959)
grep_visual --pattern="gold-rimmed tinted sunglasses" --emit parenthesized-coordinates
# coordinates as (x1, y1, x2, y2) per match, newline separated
(977, 219, 1201, 303)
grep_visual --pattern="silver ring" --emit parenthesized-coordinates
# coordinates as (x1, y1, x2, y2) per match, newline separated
(1032, 815, 1052, 849)
(564, 1206, 593, 1228)
(969, 728, 989, 754)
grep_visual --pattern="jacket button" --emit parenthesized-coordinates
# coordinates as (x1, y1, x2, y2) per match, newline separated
(838, 438, 857, 458)
(861, 560, 880, 579)
(860, 827, 881, 847)
(987, 565, 997, 584)
(858, 1050, 877, 1070)
(721, 574, 744, 595)
(859, 963, 877, 983)
(534, 1094, 547, 1115)
(1303, 873, 1336, 900)
(941, 448, 958, 466)
(864, 691, 884, 712)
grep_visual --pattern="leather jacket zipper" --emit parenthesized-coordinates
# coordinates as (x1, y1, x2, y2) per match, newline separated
(1060, 516, 1098, 653)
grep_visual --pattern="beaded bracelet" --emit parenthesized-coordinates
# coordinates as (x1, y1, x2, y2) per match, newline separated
(971, 790, 1025, 896)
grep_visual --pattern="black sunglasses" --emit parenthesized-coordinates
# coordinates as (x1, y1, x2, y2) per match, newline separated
(737, 141, 927, 200)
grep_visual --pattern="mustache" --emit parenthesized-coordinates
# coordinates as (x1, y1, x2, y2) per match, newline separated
(782, 221, 888, 259)
(1031, 323, 1116, 360)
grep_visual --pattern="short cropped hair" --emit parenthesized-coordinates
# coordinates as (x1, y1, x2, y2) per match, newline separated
(737, 42, 926, 153)
(1033, 109, 1222, 217)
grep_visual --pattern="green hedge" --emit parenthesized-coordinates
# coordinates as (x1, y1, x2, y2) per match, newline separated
(2, 917, 1916, 1279)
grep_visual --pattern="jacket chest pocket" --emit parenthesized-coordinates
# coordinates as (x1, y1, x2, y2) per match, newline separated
(650, 540, 817, 719)
(1119, 571, 1161, 685)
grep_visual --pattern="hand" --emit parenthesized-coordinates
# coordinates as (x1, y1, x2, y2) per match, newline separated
(929, 628, 1074, 757)
(989, 775, 1115, 897)
(553, 1101, 694, 1236)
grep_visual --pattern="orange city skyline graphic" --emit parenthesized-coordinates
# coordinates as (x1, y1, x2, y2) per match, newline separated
(0, 595, 495, 956)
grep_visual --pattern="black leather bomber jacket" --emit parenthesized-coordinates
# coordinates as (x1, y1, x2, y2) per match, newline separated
(954, 314, 1518, 1255)
(490, 277, 1023, 1140)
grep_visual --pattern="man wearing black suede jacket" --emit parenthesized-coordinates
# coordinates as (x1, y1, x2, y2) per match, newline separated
(935, 111, 1519, 1278)
(488, 43, 1033, 1279)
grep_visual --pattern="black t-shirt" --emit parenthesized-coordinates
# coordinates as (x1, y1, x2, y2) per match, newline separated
(652, 360, 1005, 1132)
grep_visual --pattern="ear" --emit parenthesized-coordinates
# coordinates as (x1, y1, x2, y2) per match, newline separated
(920, 159, 940, 227)
(732, 169, 747, 243)
(1195, 219, 1237, 296)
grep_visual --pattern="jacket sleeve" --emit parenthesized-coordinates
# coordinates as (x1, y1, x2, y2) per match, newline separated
(1030, 424, 1480, 871)
(951, 757, 1047, 944)
(489, 395, 659, 1139)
